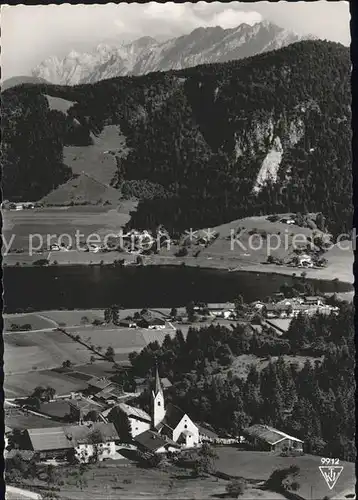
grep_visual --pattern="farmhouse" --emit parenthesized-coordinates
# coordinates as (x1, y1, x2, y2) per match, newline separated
(134, 376, 172, 394)
(119, 319, 137, 328)
(305, 296, 325, 306)
(68, 398, 104, 422)
(137, 317, 166, 329)
(87, 377, 113, 394)
(197, 425, 219, 443)
(135, 430, 180, 454)
(94, 384, 125, 404)
(112, 402, 152, 438)
(25, 422, 119, 462)
(242, 424, 304, 452)
(207, 303, 235, 318)
(264, 304, 289, 319)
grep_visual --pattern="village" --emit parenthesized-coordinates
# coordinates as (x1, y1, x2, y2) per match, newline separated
(5, 285, 350, 500)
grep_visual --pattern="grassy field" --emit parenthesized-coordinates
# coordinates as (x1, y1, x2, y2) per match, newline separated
(41, 172, 122, 206)
(14, 461, 288, 500)
(218, 354, 323, 381)
(73, 324, 176, 355)
(40, 310, 105, 327)
(150, 214, 353, 285)
(214, 448, 355, 499)
(3, 308, 177, 397)
(2, 202, 136, 258)
(4, 330, 92, 375)
(3, 313, 57, 332)
(5, 407, 65, 429)
(63, 125, 129, 186)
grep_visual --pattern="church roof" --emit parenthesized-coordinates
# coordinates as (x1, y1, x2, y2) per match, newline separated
(162, 403, 186, 430)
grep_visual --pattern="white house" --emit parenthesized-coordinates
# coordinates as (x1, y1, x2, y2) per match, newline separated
(207, 303, 235, 319)
(114, 402, 151, 437)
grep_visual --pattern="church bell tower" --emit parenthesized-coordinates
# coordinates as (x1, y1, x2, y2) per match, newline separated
(151, 364, 165, 428)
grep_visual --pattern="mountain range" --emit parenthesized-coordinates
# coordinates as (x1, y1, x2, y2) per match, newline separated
(31, 21, 313, 85)
(2, 40, 350, 238)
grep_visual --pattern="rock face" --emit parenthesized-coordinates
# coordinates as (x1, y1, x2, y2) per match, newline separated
(32, 21, 311, 85)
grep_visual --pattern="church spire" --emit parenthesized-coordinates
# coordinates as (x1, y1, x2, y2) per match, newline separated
(154, 361, 163, 396)
(152, 360, 165, 428)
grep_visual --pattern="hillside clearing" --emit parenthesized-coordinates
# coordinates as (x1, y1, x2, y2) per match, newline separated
(63, 125, 130, 186)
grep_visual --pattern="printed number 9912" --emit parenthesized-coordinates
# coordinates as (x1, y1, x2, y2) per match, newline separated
(321, 458, 340, 465)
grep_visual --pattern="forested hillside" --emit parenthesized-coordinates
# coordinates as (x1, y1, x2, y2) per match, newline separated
(1, 40, 351, 235)
(129, 302, 355, 461)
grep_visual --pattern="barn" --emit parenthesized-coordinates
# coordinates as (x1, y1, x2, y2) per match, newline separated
(242, 424, 304, 452)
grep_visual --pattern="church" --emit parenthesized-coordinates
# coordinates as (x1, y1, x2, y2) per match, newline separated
(114, 366, 200, 453)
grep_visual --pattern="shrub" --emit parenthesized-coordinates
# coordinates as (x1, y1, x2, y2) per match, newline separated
(226, 479, 246, 497)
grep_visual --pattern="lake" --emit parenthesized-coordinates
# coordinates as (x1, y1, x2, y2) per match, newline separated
(2, 265, 352, 313)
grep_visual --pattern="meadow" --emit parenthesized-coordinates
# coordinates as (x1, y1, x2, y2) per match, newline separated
(2, 202, 136, 256)
(13, 461, 286, 500)
(214, 448, 355, 499)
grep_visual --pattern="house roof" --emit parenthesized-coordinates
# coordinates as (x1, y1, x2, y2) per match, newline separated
(161, 378, 172, 389)
(95, 383, 123, 398)
(69, 398, 103, 412)
(67, 423, 118, 444)
(207, 303, 235, 310)
(5, 425, 12, 434)
(87, 377, 112, 390)
(38, 401, 72, 419)
(117, 402, 151, 422)
(135, 430, 180, 451)
(27, 427, 74, 451)
(243, 425, 303, 445)
(27, 423, 119, 451)
(305, 296, 321, 302)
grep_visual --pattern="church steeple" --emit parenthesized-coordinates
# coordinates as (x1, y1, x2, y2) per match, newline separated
(154, 363, 163, 396)
(151, 361, 165, 428)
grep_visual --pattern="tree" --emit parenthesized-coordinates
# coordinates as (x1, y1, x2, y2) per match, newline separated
(170, 307, 178, 318)
(86, 410, 100, 422)
(105, 346, 115, 361)
(265, 465, 301, 492)
(104, 307, 113, 324)
(226, 479, 246, 497)
(90, 355, 96, 364)
(62, 359, 73, 369)
(73, 463, 88, 490)
(108, 408, 132, 443)
(88, 429, 103, 462)
(186, 301, 195, 322)
(192, 443, 218, 477)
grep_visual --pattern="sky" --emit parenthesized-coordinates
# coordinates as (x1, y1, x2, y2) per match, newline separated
(1, 1, 350, 80)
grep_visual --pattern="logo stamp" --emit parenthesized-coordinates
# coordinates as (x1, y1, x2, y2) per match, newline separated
(319, 458, 344, 490)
